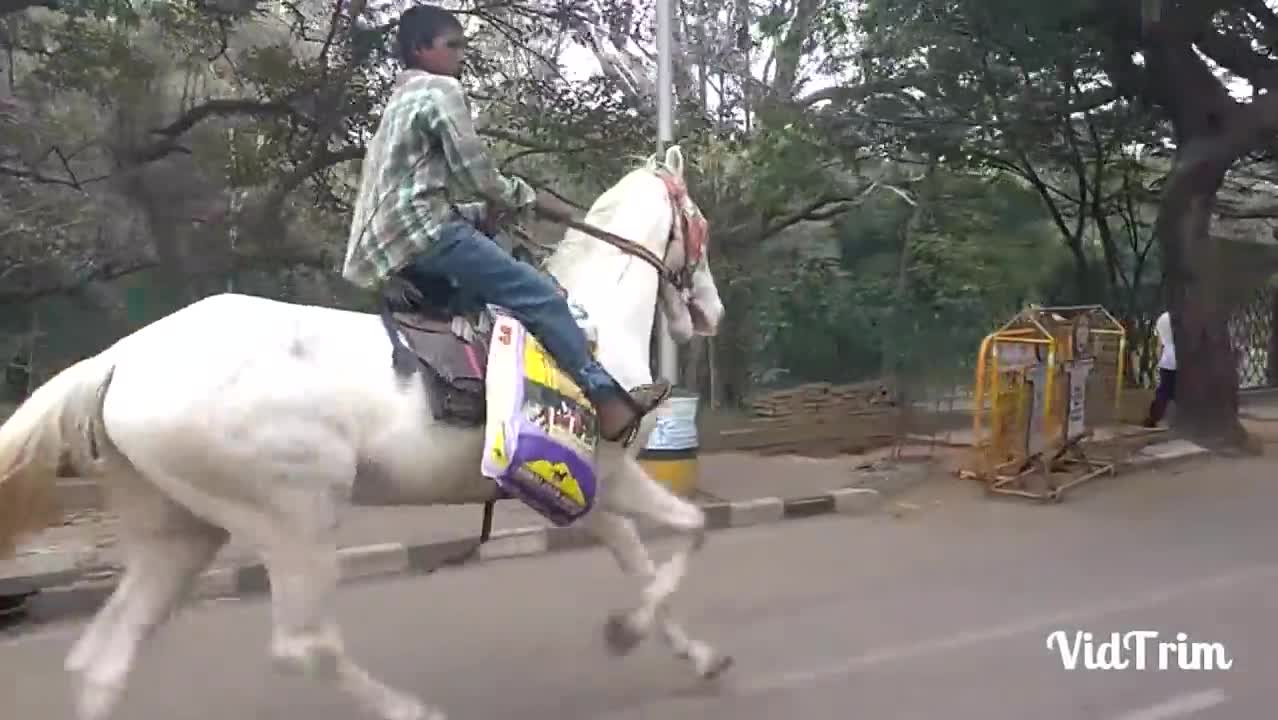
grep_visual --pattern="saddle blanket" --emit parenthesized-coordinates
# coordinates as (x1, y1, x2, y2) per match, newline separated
(479, 310, 599, 526)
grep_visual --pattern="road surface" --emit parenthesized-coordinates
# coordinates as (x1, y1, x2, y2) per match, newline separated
(2, 453, 1275, 719)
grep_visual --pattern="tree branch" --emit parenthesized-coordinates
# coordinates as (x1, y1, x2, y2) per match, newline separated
(770, 0, 822, 100)
(150, 98, 305, 139)
(1216, 194, 1278, 218)
(1042, 86, 1122, 115)
(798, 78, 921, 107)
(119, 98, 307, 166)
(0, 163, 108, 189)
(760, 195, 862, 238)
(1194, 28, 1278, 91)
(259, 144, 364, 218)
(1243, 0, 1278, 43)
(0, 260, 156, 306)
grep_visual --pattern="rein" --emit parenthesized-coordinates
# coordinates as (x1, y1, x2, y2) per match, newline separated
(547, 165, 704, 291)
(558, 217, 682, 288)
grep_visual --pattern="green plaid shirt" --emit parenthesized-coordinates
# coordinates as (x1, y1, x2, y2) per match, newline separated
(342, 69, 537, 288)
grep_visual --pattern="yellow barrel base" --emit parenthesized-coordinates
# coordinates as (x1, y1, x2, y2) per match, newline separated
(637, 448, 698, 498)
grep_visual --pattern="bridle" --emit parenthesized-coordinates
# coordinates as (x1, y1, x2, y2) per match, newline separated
(557, 165, 707, 292)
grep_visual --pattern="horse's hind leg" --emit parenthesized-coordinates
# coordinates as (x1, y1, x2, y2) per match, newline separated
(262, 488, 442, 720)
(593, 456, 711, 662)
(65, 471, 228, 720)
(586, 510, 732, 679)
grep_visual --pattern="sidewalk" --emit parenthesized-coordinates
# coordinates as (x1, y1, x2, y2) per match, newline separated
(0, 435, 1212, 628)
(3, 502, 551, 582)
(2, 449, 932, 586)
(1, 395, 1218, 596)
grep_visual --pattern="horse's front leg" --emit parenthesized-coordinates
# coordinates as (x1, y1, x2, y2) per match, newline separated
(590, 454, 719, 666)
(584, 509, 732, 678)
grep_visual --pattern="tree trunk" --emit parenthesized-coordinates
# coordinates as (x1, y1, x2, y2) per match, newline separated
(1069, 241, 1092, 302)
(707, 336, 719, 408)
(880, 166, 932, 382)
(1155, 138, 1245, 447)
(714, 308, 754, 407)
(681, 336, 706, 397)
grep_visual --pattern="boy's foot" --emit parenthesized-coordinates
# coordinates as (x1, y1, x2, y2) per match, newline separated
(596, 381, 673, 446)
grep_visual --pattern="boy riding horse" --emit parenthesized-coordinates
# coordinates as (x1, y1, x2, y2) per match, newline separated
(343, 4, 671, 444)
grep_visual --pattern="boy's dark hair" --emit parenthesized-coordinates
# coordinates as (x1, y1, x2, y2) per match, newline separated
(396, 4, 462, 66)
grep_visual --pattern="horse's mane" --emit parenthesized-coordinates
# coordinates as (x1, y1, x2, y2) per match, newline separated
(544, 155, 672, 273)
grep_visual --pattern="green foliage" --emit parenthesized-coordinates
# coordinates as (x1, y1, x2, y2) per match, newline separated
(748, 169, 1068, 387)
(0, 0, 1189, 405)
(19, 18, 153, 100)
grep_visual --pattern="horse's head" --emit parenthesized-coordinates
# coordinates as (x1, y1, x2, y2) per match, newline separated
(545, 145, 724, 348)
(646, 145, 724, 343)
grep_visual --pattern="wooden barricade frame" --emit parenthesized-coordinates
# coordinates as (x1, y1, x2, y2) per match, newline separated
(967, 304, 1127, 501)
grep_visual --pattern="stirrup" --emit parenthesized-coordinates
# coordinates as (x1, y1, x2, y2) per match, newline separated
(600, 380, 673, 447)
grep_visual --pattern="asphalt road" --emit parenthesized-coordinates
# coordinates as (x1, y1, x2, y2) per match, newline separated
(2, 453, 1275, 720)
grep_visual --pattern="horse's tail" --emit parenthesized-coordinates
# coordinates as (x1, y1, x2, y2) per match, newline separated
(0, 354, 117, 558)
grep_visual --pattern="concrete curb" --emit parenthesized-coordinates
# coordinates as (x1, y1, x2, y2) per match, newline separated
(1240, 386, 1278, 401)
(1115, 438, 1211, 472)
(3, 487, 892, 626)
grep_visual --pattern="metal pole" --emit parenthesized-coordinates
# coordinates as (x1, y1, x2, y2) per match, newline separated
(654, 0, 679, 385)
(656, 0, 673, 153)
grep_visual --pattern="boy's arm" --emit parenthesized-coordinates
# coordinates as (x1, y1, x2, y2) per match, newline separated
(452, 202, 487, 225)
(427, 79, 582, 225)
(426, 78, 536, 213)
(531, 188, 580, 224)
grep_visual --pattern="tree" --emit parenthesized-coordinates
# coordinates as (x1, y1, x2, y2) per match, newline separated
(1086, 0, 1278, 445)
(849, 0, 1278, 445)
(3, 0, 1163, 417)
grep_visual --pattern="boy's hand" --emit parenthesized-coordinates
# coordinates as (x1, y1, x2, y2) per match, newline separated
(533, 190, 579, 224)
(478, 204, 509, 236)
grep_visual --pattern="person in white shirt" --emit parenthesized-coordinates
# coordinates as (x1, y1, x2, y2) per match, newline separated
(1143, 310, 1176, 427)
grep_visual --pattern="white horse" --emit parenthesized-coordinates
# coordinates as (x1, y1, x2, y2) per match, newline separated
(0, 146, 727, 720)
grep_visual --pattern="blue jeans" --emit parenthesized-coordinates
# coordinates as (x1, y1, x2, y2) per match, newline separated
(400, 221, 621, 401)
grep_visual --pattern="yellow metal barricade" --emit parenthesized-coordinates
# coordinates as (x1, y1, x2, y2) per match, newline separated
(966, 304, 1127, 501)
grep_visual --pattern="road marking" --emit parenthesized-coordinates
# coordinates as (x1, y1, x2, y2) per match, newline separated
(741, 564, 1277, 694)
(1113, 689, 1228, 720)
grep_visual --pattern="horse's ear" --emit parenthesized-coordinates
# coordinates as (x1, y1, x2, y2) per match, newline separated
(664, 145, 684, 177)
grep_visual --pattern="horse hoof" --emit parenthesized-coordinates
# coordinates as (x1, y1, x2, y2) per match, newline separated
(699, 653, 734, 681)
(604, 612, 643, 656)
(71, 678, 124, 720)
(385, 697, 444, 720)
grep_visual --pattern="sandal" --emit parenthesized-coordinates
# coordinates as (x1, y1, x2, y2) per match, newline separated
(599, 380, 673, 446)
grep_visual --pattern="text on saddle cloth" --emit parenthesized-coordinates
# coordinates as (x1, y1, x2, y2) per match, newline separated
(379, 291, 602, 527)
(480, 310, 600, 527)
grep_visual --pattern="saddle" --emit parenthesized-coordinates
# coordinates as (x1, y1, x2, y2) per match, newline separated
(378, 275, 493, 427)
(379, 273, 608, 527)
